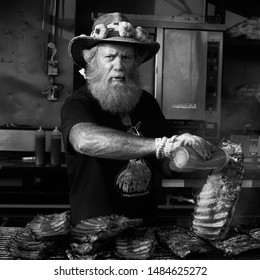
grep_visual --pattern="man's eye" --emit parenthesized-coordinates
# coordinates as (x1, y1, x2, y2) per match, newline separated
(105, 55, 114, 60)
(123, 56, 132, 60)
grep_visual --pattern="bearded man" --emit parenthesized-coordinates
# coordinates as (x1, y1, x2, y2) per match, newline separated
(61, 12, 216, 226)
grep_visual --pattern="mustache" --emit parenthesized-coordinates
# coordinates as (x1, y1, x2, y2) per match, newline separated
(85, 64, 139, 86)
(86, 66, 142, 114)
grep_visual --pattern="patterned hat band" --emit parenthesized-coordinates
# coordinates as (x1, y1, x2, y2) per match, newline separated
(90, 21, 150, 43)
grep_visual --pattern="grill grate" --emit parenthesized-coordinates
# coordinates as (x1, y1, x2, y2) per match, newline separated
(1, 226, 260, 260)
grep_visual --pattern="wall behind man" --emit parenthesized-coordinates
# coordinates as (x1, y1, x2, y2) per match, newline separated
(0, 0, 208, 129)
(0, 0, 243, 130)
(0, 0, 75, 129)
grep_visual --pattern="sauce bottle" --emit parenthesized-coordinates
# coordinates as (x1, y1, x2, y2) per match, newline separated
(51, 127, 61, 167)
(169, 146, 229, 172)
(35, 126, 46, 166)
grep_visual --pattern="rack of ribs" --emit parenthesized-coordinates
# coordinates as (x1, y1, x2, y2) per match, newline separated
(192, 140, 244, 241)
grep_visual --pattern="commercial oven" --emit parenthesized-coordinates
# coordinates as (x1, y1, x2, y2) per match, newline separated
(156, 28, 223, 144)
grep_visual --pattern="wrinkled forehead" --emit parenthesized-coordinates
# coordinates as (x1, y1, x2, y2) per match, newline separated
(96, 42, 135, 55)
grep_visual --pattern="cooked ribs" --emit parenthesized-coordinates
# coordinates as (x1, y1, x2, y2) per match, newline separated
(249, 228, 260, 240)
(212, 234, 260, 256)
(6, 227, 54, 259)
(5, 211, 70, 259)
(234, 222, 260, 241)
(155, 226, 212, 258)
(27, 211, 70, 239)
(115, 227, 155, 259)
(192, 140, 244, 241)
(71, 214, 143, 243)
(68, 214, 143, 259)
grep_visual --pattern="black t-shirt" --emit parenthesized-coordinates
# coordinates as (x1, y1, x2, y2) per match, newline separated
(60, 86, 172, 225)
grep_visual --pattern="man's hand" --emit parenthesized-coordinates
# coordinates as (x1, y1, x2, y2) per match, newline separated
(172, 133, 216, 160)
(155, 133, 216, 160)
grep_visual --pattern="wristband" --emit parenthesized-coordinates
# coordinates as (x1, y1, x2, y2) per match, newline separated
(155, 137, 168, 159)
(155, 135, 178, 159)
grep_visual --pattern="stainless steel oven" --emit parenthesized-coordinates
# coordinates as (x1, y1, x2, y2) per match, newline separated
(154, 27, 223, 143)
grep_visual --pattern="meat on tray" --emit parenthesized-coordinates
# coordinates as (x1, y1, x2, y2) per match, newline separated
(71, 214, 143, 243)
(249, 228, 260, 240)
(192, 140, 244, 241)
(115, 227, 156, 259)
(5, 211, 71, 259)
(155, 226, 212, 258)
(233, 222, 260, 241)
(212, 234, 260, 256)
(27, 211, 70, 239)
(5, 227, 55, 259)
(68, 214, 143, 259)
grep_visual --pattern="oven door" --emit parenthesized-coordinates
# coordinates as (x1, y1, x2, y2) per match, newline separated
(161, 29, 208, 120)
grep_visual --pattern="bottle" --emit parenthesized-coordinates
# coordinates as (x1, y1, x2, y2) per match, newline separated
(169, 146, 229, 172)
(249, 134, 258, 157)
(244, 123, 258, 159)
(51, 127, 61, 167)
(35, 126, 46, 166)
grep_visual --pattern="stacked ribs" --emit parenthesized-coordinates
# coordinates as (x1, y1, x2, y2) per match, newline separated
(192, 140, 244, 241)
(67, 214, 143, 259)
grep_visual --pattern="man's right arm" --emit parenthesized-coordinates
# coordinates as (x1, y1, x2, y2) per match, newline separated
(69, 122, 157, 160)
(69, 122, 216, 164)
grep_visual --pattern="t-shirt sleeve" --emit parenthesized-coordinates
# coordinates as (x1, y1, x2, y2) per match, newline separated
(60, 97, 97, 153)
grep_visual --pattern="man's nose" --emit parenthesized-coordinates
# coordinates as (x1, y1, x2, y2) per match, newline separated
(113, 57, 123, 70)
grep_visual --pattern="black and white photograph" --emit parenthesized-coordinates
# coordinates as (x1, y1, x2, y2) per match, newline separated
(0, 1, 260, 279)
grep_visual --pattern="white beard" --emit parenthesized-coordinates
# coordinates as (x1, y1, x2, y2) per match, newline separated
(86, 68, 142, 114)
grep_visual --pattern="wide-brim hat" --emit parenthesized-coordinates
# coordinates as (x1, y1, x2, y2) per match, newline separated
(68, 12, 160, 68)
